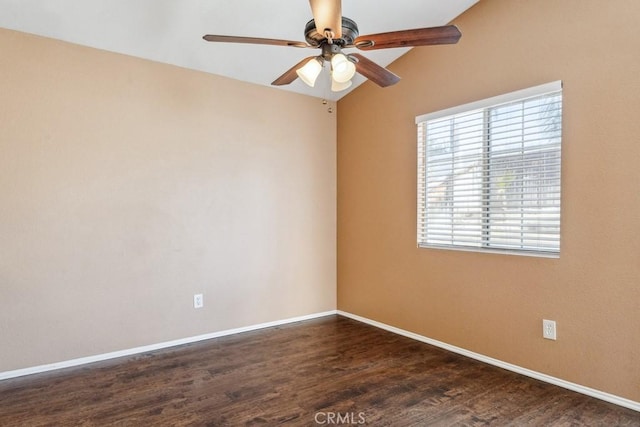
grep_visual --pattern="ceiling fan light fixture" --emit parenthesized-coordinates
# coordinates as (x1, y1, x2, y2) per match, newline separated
(331, 53, 356, 83)
(296, 57, 323, 87)
(331, 76, 352, 92)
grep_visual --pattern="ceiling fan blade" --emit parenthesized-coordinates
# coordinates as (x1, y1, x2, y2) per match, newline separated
(355, 25, 461, 50)
(309, 0, 342, 39)
(203, 35, 310, 48)
(351, 54, 400, 88)
(272, 56, 318, 86)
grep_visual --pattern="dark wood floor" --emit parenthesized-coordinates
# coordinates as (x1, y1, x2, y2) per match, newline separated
(0, 315, 638, 426)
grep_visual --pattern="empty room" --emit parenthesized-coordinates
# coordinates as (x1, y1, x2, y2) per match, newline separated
(1, 0, 639, 425)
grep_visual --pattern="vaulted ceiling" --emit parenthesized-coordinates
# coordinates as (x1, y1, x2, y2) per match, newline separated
(0, 0, 478, 100)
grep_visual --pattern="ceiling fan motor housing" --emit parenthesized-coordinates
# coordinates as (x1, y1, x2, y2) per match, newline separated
(304, 17, 359, 47)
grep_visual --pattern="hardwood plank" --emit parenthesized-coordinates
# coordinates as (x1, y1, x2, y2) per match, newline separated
(0, 316, 638, 425)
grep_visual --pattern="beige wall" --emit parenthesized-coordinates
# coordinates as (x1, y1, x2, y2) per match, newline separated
(338, 0, 640, 402)
(0, 28, 336, 371)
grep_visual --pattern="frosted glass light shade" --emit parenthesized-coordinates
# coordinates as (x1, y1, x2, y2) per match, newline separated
(331, 53, 356, 83)
(296, 58, 323, 87)
(331, 77, 352, 92)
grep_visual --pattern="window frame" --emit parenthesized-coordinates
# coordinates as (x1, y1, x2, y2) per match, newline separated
(416, 81, 563, 258)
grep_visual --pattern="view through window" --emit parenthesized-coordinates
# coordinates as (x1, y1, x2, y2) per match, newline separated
(416, 82, 562, 257)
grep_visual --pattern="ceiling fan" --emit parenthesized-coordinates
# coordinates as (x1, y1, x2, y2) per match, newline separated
(203, 0, 461, 92)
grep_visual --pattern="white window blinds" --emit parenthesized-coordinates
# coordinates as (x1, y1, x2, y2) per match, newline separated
(416, 81, 562, 257)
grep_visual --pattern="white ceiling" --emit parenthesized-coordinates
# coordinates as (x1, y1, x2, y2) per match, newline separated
(0, 0, 478, 101)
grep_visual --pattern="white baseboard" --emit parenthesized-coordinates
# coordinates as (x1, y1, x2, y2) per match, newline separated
(3, 309, 638, 413)
(0, 310, 338, 381)
(337, 310, 640, 413)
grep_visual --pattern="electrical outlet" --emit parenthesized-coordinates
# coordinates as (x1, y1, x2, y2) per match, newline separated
(543, 319, 557, 340)
(193, 293, 204, 309)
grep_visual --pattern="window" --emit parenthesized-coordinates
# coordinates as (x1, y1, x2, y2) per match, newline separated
(416, 81, 562, 257)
